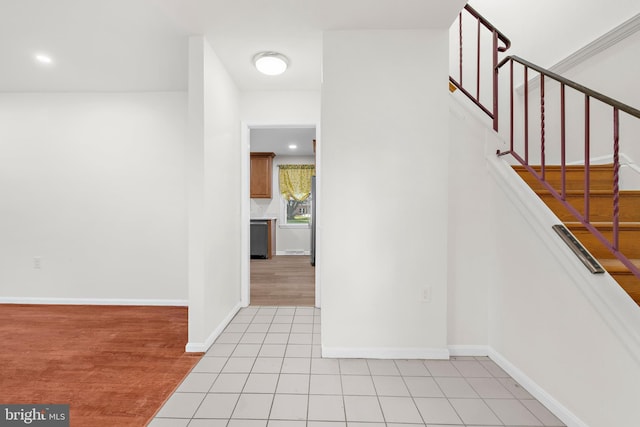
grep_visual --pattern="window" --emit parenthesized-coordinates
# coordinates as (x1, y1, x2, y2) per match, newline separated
(282, 197, 312, 226)
(278, 164, 315, 227)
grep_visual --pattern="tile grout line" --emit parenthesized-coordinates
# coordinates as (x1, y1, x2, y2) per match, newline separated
(301, 306, 316, 426)
(269, 305, 296, 424)
(259, 306, 279, 425)
(442, 356, 473, 426)
(234, 306, 271, 421)
(398, 359, 431, 425)
(221, 306, 258, 424)
(338, 355, 347, 425)
(448, 357, 542, 427)
(368, 359, 388, 424)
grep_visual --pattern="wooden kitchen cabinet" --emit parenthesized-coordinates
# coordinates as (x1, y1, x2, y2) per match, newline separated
(266, 219, 276, 258)
(250, 152, 275, 198)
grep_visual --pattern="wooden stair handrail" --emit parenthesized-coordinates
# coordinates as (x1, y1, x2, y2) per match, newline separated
(498, 55, 640, 119)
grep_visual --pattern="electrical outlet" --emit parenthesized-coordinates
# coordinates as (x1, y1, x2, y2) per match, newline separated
(33, 257, 42, 269)
(421, 286, 431, 303)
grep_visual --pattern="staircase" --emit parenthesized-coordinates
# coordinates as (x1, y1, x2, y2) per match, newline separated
(451, 4, 640, 305)
(514, 164, 640, 305)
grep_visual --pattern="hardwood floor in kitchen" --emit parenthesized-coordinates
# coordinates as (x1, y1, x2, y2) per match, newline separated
(250, 255, 315, 306)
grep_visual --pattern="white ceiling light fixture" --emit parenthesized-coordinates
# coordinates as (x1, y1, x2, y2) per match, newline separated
(288, 144, 297, 150)
(253, 51, 289, 76)
(34, 53, 53, 65)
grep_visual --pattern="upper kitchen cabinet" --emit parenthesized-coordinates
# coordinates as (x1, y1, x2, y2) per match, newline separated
(250, 152, 276, 198)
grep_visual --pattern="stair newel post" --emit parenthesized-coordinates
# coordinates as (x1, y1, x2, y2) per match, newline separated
(540, 74, 546, 181)
(584, 95, 591, 223)
(492, 29, 499, 131)
(613, 107, 620, 251)
(561, 83, 567, 200)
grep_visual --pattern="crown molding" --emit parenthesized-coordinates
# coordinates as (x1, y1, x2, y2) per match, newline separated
(550, 13, 640, 75)
(517, 13, 640, 93)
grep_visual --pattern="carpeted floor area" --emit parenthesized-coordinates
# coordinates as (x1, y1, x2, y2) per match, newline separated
(0, 304, 201, 426)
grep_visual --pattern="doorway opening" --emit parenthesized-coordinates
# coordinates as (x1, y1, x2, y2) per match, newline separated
(248, 126, 317, 306)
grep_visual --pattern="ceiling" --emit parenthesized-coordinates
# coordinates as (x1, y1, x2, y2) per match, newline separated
(250, 127, 316, 157)
(0, 0, 465, 93)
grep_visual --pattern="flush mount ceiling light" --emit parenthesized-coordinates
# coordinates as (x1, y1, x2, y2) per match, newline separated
(288, 144, 297, 150)
(253, 52, 289, 76)
(34, 53, 53, 65)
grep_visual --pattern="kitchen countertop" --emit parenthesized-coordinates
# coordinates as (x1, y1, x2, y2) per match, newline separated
(250, 217, 277, 221)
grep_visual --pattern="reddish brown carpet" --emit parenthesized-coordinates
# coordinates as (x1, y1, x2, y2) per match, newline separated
(0, 304, 201, 426)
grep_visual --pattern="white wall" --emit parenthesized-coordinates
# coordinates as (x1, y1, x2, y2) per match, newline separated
(241, 91, 321, 126)
(320, 29, 450, 358)
(186, 36, 242, 351)
(0, 92, 187, 303)
(250, 155, 315, 254)
(447, 102, 494, 348)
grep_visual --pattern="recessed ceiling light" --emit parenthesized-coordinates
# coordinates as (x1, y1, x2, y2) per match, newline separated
(288, 144, 297, 150)
(253, 52, 289, 76)
(34, 53, 53, 65)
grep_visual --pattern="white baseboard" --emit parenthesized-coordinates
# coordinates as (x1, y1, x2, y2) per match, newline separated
(322, 346, 450, 360)
(488, 347, 587, 427)
(448, 345, 489, 357)
(0, 297, 188, 306)
(275, 250, 310, 256)
(185, 302, 242, 353)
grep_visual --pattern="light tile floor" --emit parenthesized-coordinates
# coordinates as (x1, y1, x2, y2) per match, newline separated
(149, 306, 565, 427)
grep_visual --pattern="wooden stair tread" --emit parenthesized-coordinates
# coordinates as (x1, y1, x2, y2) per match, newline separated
(565, 221, 640, 230)
(513, 164, 614, 171)
(597, 258, 640, 273)
(533, 190, 640, 196)
(513, 165, 614, 191)
(534, 192, 640, 222)
(562, 223, 640, 260)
